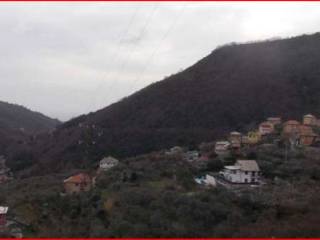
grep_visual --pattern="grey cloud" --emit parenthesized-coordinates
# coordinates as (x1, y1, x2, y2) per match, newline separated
(1, 2, 320, 120)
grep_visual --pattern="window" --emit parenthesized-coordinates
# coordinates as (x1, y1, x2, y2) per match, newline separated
(245, 171, 248, 175)
(252, 172, 255, 176)
(244, 179, 248, 183)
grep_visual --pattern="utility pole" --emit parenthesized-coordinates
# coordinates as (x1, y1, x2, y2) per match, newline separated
(285, 140, 288, 162)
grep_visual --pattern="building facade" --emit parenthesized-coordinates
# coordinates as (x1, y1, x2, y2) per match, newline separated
(63, 173, 92, 194)
(0, 206, 8, 227)
(303, 114, 317, 126)
(247, 131, 261, 144)
(298, 125, 318, 146)
(167, 146, 184, 155)
(215, 141, 230, 155)
(259, 121, 274, 135)
(99, 156, 119, 171)
(229, 131, 242, 143)
(283, 120, 300, 135)
(220, 160, 260, 184)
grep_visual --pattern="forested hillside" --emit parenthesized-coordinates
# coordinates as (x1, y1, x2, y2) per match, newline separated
(29, 32, 320, 172)
(0, 101, 60, 170)
(0, 101, 60, 133)
(2, 145, 320, 237)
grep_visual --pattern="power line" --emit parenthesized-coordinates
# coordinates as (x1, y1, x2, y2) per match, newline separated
(105, 4, 159, 99)
(89, 6, 140, 109)
(127, 4, 187, 94)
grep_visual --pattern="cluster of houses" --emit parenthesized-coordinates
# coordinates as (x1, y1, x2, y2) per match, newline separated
(5, 114, 318, 236)
(203, 113, 320, 186)
(62, 113, 320, 193)
(63, 156, 119, 195)
(282, 114, 319, 147)
(194, 114, 320, 186)
(215, 114, 320, 156)
(166, 145, 262, 186)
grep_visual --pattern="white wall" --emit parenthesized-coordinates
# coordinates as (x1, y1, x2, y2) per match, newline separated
(223, 170, 259, 183)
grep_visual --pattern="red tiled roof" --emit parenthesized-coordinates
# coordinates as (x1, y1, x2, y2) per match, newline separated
(64, 173, 91, 184)
(260, 121, 273, 128)
(284, 120, 300, 125)
(299, 125, 318, 136)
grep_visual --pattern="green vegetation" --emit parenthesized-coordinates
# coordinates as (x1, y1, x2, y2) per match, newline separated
(0, 101, 60, 133)
(23, 32, 320, 174)
(1, 145, 320, 237)
(3, 32, 320, 237)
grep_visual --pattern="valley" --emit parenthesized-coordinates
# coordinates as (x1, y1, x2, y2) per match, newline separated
(1, 33, 320, 237)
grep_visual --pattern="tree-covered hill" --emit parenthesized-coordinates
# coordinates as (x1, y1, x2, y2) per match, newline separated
(2, 145, 320, 237)
(0, 101, 60, 168)
(30, 32, 320, 172)
(0, 101, 60, 133)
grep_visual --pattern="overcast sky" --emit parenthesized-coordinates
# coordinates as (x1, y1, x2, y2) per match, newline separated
(1, 2, 320, 121)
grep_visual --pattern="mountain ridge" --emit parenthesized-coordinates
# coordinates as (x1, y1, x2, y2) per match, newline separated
(26, 32, 320, 173)
(0, 100, 61, 169)
(0, 100, 60, 133)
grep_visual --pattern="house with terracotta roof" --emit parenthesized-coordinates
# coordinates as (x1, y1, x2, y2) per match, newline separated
(298, 125, 318, 146)
(63, 173, 92, 194)
(229, 131, 242, 143)
(303, 114, 317, 126)
(283, 120, 300, 135)
(259, 121, 274, 135)
(220, 160, 261, 184)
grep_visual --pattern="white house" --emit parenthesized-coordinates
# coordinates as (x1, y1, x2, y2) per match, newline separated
(165, 146, 184, 155)
(259, 121, 274, 135)
(220, 160, 260, 184)
(99, 156, 119, 171)
(0, 206, 8, 226)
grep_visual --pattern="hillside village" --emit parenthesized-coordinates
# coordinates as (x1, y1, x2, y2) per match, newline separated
(1, 24, 320, 237)
(1, 113, 320, 237)
(2, 112, 304, 201)
(59, 113, 320, 194)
